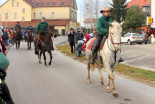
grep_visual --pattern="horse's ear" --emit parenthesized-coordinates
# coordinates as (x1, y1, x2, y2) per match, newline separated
(120, 21, 124, 26)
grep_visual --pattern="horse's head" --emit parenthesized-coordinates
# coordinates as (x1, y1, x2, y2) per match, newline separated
(48, 25, 57, 38)
(145, 25, 151, 38)
(109, 21, 124, 51)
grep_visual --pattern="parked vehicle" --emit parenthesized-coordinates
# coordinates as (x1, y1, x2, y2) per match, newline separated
(121, 33, 144, 45)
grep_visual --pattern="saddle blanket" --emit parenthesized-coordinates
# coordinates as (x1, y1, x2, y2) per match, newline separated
(87, 38, 105, 51)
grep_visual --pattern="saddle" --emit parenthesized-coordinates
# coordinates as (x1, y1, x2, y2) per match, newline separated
(87, 37, 107, 51)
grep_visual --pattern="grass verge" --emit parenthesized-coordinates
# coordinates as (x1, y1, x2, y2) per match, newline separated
(56, 44, 155, 87)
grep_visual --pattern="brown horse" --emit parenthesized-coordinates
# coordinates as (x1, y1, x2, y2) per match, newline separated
(14, 27, 22, 49)
(145, 25, 155, 38)
(34, 25, 56, 66)
(27, 30, 34, 50)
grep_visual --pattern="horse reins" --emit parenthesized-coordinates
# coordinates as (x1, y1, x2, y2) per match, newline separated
(107, 28, 121, 62)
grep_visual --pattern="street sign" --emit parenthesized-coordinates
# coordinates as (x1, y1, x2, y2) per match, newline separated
(148, 17, 153, 24)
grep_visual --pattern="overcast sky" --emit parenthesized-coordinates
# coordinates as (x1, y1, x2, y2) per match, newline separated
(0, 0, 131, 26)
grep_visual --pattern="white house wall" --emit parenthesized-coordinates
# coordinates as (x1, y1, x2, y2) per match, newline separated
(151, 0, 155, 27)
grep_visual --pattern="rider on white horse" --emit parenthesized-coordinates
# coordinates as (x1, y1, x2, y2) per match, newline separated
(90, 7, 112, 64)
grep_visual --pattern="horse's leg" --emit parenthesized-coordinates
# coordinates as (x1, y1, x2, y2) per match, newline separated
(48, 51, 52, 65)
(43, 52, 47, 66)
(112, 76, 118, 97)
(39, 51, 42, 64)
(30, 42, 31, 50)
(107, 74, 111, 93)
(87, 63, 91, 84)
(98, 68, 104, 85)
(16, 40, 17, 49)
(18, 40, 20, 48)
(27, 42, 29, 50)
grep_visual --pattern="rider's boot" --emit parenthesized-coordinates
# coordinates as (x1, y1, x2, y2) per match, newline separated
(90, 46, 98, 65)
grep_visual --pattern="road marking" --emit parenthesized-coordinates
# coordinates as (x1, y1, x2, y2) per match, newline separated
(123, 55, 149, 63)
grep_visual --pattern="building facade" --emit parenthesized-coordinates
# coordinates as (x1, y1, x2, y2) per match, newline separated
(0, 0, 77, 35)
(151, 0, 155, 27)
(127, 0, 150, 16)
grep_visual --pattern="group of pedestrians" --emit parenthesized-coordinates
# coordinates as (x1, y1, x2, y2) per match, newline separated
(67, 28, 98, 57)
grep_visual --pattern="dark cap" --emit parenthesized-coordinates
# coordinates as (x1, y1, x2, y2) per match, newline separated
(70, 28, 74, 30)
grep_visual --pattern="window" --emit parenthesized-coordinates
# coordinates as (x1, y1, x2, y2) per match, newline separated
(34, 13, 36, 19)
(22, 17, 25, 22)
(61, 2, 64, 6)
(17, 2, 19, 7)
(5, 13, 8, 19)
(12, 2, 14, 7)
(41, 3, 45, 6)
(52, 12, 55, 19)
(40, 12, 42, 19)
(47, 2, 50, 6)
(143, 6, 149, 12)
(52, 2, 56, 6)
(23, 8, 25, 13)
(14, 13, 17, 19)
(36, 3, 40, 6)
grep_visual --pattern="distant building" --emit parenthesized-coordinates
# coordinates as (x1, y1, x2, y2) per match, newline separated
(151, 0, 155, 27)
(84, 18, 97, 29)
(127, 0, 150, 16)
(0, 0, 77, 35)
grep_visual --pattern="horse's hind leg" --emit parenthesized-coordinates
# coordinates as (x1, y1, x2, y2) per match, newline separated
(39, 51, 42, 64)
(27, 42, 29, 50)
(87, 62, 91, 84)
(43, 52, 47, 66)
(98, 68, 104, 85)
(49, 51, 52, 65)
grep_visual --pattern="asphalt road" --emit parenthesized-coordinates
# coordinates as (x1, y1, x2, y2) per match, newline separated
(121, 44, 155, 71)
(6, 36, 155, 104)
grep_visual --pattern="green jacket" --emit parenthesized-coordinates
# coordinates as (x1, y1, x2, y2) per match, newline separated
(36, 22, 49, 34)
(14, 24, 22, 31)
(97, 15, 112, 36)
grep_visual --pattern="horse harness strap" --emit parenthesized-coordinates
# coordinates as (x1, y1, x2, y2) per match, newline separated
(107, 29, 121, 63)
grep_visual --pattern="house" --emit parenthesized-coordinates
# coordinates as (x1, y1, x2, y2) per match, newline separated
(0, 0, 78, 35)
(127, 0, 150, 16)
(151, 0, 155, 27)
(84, 18, 97, 29)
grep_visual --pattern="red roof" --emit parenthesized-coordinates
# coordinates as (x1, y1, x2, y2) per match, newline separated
(24, 0, 73, 7)
(127, 0, 150, 8)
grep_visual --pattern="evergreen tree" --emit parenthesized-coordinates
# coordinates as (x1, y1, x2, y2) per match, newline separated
(110, 0, 127, 23)
(123, 6, 146, 31)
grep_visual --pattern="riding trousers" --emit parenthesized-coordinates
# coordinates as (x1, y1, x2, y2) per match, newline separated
(92, 35, 106, 57)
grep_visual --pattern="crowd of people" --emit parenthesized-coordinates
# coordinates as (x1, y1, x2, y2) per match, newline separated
(67, 28, 97, 57)
(0, 22, 34, 47)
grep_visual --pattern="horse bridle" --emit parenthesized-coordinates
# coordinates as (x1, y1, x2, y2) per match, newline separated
(107, 28, 121, 62)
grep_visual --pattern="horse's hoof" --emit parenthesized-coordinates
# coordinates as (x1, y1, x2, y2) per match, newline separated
(113, 93, 119, 97)
(87, 80, 91, 84)
(100, 82, 104, 85)
(107, 89, 112, 93)
(49, 63, 51, 65)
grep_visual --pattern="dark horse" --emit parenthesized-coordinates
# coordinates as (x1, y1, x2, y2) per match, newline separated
(145, 25, 155, 38)
(14, 27, 22, 49)
(34, 25, 56, 66)
(27, 30, 34, 50)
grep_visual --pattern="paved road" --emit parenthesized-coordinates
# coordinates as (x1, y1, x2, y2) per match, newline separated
(121, 44, 155, 71)
(6, 36, 155, 104)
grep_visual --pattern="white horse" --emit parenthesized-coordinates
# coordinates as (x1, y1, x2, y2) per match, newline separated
(86, 21, 123, 97)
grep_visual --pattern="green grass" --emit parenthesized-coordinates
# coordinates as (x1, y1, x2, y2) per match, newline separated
(56, 44, 155, 85)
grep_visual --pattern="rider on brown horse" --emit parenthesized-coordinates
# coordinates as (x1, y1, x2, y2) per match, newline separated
(36, 17, 54, 50)
(25, 23, 33, 39)
(14, 22, 22, 31)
